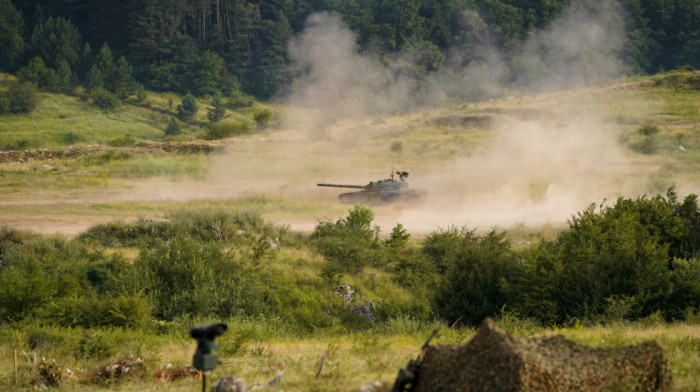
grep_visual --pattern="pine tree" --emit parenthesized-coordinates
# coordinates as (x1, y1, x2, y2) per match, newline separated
(113, 56, 134, 99)
(94, 43, 115, 90)
(134, 83, 147, 104)
(27, 16, 82, 70)
(194, 50, 224, 96)
(85, 64, 104, 91)
(177, 92, 198, 122)
(207, 93, 226, 122)
(56, 59, 74, 93)
(0, 0, 25, 71)
(164, 117, 181, 136)
(77, 43, 93, 82)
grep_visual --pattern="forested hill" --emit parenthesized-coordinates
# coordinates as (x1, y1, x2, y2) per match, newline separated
(1, 0, 698, 99)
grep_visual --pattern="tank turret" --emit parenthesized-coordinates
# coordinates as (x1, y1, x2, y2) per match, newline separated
(318, 171, 421, 204)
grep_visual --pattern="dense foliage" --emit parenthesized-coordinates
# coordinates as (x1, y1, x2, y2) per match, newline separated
(0, 0, 697, 101)
(1, 191, 698, 335)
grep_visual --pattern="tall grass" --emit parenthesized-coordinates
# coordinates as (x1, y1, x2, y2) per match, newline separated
(1, 320, 697, 391)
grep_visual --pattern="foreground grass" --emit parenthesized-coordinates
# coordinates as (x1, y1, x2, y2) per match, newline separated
(1, 321, 697, 391)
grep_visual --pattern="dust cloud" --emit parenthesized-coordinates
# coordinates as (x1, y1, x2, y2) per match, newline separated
(205, 0, 647, 233)
(397, 111, 630, 231)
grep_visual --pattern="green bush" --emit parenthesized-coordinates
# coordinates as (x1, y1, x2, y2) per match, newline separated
(128, 236, 272, 320)
(226, 91, 254, 109)
(254, 109, 273, 128)
(134, 83, 147, 103)
(77, 219, 174, 247)
(164, 117, 181, 136)
(171, 209, 284, 245)
(78, 210, 284, 249)
(665, 257, 700, 320)
(17, 57, 57, 90)
(107, 135, 137, 146)
(312, 206, 384, 283)
(74, 331, 117, 359)
(0, 96, 9, 114)
(91, 88, 121, 111)
(206, 121, 250, 139)
(2, 137, 33, 150)
(422, 226, 466, 274)
(177, 92, 198, 122)
(638, 124, 660, 136)
(0, 230, 102, 322)
(36, 294, 152, 329)
(0, 253, 59, 321)
(504, 190, 699, 324)
(74, 150, 132, 167)
(62, 131, 83, 144)
(207, 93, 226, 123)
(433, 229, 522, 325)
(635, 135, 659, 154)
(7, 81, 40, 114)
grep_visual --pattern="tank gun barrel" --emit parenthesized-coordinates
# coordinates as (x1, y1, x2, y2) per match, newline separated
(317, 183, 365, 189)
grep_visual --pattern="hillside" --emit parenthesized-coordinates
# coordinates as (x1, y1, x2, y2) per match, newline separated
(0, 71, 699, 391)
(0, 70, 699, 236)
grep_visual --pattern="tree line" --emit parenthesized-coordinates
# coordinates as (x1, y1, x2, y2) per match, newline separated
(1, 0, 698, 100)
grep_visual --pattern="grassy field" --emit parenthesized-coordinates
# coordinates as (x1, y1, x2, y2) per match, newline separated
(1, 319, 698, 391)
(1, 71, 699, 391)
(1, 71, 699, 237)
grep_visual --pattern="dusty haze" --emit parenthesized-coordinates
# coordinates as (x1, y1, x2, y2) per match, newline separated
(204, 0, 657, 233)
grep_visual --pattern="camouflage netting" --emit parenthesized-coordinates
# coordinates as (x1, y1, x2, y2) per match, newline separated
(409, 318, 671, 392)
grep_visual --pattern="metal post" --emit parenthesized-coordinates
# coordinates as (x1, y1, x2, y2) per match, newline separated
(14, 349, 18, 391)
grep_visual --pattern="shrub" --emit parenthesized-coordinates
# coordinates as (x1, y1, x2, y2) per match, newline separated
(133, 236, 272, 320)
(0, 254, 59, 321)
(171, 209, 283, 245)
(74, 331, 117, 359)
(312, 206, 384, 283)
(433, 229, 522, 325)
(107, 135, 137, 147)
(17, 57, 57, 90)
(62, 131, 83, 144)
(422, 226, 467, 274)
(206, 121, 250, 139)
(0, 230, 100, 322)
(164, 117, 181, 136)
(77, 210, 283, 248)
(134, 83, 147, 103)
(74, 150, 132, 167)
(665, 257, 700, 320)
(207, 93, 226, 123)
(0, 96, 9, 114)
(631, 124, 661, 154)
(36, 294, 152, 329)
(3, 138, 33, 150)
(227, 91, 254, 109)
(77, 220, 174, 248)
(505, 191, 697, 324)
(638, 124, 660, 136)
(254, 109, 273, 128)
(636, 136, 659, 154)
(177, 92, 198, 122)
(91, 88, 121, 112)
(7, 81, 40, 114)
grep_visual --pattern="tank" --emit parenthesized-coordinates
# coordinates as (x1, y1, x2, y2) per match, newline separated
(318, 171, 422, 204)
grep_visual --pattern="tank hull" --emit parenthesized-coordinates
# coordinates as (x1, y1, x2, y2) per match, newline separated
(337, 189, 422, 204)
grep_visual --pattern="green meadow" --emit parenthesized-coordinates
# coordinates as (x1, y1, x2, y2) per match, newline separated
(0, 71, 699, 391)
